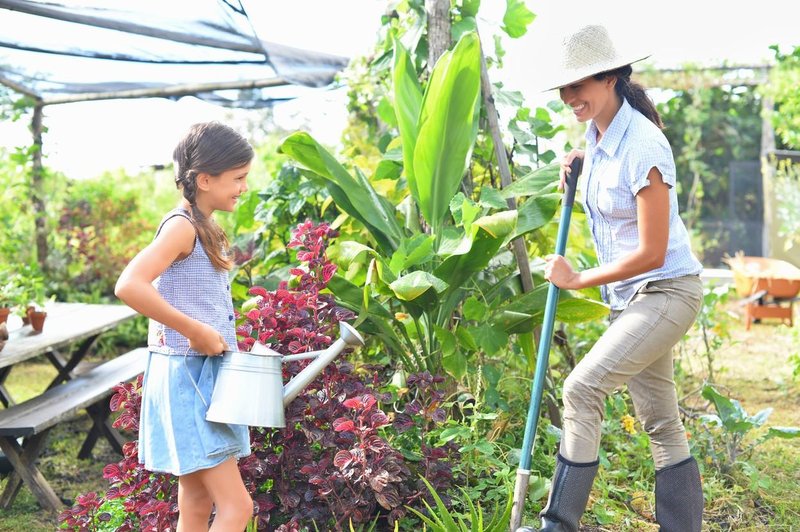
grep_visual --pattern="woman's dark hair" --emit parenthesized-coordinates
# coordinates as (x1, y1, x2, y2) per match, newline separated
(594, 65, 663, 129)
(172, 121, 254, 271)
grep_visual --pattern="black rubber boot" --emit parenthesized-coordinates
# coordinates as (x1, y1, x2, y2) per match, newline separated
(655, 456, 703, 532)
(538, 454, 599, 532)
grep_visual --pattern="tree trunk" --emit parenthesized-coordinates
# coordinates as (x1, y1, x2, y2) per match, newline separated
(425, 0, 450, 73)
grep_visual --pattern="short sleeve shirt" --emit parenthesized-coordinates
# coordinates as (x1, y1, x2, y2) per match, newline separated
(580, 99, 702, 310)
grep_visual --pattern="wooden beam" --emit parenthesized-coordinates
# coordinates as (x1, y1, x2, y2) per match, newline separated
(41, 77, 290, 106)
(0, 74, 40, 100)
(636, 65, 771, 90)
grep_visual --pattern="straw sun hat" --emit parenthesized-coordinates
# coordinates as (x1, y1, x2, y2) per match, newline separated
(544, 24, 650, 91)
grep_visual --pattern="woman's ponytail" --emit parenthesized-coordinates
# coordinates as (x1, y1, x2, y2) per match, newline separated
(596, 65, 663, 129)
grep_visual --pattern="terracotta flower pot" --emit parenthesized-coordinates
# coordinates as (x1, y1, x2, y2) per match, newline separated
(28, 309, 47, 333)
(21, 306, 34, 326)
(0, 307, 10, 326)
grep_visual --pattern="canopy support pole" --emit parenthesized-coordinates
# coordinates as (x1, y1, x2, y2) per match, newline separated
(31, 102, 47, 271)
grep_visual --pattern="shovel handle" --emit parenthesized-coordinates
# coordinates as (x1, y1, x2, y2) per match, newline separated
(563, 156, 582, 209)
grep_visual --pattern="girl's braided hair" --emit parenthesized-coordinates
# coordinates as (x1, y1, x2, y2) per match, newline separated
(173, 122, 253, 270)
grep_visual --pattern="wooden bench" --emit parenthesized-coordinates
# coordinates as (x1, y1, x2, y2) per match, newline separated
(0, 347, 147, 511)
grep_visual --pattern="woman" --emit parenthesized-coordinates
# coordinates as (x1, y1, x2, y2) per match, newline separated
(537, 24, 704, 532)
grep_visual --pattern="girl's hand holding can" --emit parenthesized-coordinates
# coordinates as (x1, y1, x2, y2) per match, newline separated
(189, 322, 229, 356)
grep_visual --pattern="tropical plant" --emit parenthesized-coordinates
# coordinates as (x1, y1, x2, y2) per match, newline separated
(279, 31, 607, 380)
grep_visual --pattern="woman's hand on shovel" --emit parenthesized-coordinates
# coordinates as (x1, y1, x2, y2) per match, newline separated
(544, 254, 583, 290)
(559, 149, 585, 190)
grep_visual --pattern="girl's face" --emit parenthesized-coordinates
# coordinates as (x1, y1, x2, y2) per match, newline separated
(559, 76, 617, 125)
(205, 162, 251, 213)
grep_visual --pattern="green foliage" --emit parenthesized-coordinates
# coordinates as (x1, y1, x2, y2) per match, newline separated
(689, 284, 737, 382)
(281, 32, 606, 378)
(501, 0, 535, 39)
(658, 85, 761, 265)
(48, 170, 168, 299)
(406, 476, 513, 532)
(762, 45, 800, 149)
(770, 158, 800, 252)
(398, 32, 482, 234)
(691, 384, 800, 480)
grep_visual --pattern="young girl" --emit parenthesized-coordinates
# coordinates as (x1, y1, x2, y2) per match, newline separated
(536, 25, 704, 532)
(116, 122, 254, 531)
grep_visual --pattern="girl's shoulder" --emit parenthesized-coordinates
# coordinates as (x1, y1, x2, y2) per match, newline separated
(155, 208, 195, 238)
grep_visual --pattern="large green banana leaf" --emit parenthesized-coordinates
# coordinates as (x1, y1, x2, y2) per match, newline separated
(279, 132, 403, 254)
(391, 39, 423, 205)
(512, 193, 560, 239)
(434, 210, 517, 296)
(499, 163, 560, 199)
(412, 31, 481, 233)
(491, 284, 609, 333)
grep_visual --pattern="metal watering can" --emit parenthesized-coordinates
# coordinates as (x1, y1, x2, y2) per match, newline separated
(205, 322, 365, 428)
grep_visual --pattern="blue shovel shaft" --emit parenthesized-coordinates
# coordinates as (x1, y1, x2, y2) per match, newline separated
(509, 157, 582, 532)
(517, 204, 573, 470)
(518, 156, 582, 471)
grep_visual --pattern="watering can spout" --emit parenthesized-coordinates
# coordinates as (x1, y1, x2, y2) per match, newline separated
(282, 322, 365, 407)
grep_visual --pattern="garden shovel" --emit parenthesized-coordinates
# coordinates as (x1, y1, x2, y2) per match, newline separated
(510, 157, 583, 531)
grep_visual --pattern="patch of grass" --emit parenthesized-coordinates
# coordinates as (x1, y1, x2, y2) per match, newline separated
(4, 361, 58, 403)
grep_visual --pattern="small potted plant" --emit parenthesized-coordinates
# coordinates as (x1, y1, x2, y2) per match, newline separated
(0, 268, 25, 326)
(23, 272, 49, 334)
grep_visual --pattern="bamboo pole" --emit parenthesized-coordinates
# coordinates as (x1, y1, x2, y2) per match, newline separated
(477, 42, 533, 293)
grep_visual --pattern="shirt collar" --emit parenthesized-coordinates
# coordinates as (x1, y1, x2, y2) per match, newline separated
(584, 98, 632, 157)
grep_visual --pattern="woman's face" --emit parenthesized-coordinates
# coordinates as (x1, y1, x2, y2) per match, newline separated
(559, 76, 617, 124)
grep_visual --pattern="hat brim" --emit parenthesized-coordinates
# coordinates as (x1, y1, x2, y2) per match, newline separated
(542, 54, 651, 92)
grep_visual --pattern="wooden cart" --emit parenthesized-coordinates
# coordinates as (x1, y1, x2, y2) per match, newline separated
(727, 256, 800, 330)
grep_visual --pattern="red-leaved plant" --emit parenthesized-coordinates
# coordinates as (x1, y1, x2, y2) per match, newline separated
(60, 221, 457, 531)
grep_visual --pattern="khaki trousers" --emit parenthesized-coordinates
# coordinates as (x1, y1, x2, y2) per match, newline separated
(559, 275, 703, 469)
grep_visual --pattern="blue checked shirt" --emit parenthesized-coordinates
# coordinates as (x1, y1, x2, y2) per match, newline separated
(579, 98, 702, 310)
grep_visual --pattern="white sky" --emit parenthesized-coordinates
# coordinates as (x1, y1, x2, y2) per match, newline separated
(0, 0, 798, 179)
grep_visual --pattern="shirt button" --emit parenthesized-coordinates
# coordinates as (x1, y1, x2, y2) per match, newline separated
(226, 284, 230, 290)
(228, 315, 234, 321)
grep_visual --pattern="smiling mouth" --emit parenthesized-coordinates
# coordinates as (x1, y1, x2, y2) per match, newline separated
(572, 103, 586, 113)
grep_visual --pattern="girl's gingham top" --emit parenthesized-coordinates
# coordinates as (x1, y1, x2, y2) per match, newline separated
(147, 208, 237, 356)
(579, 98, 702, 310)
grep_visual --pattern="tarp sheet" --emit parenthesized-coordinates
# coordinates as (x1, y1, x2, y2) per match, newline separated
(0, 0, 349, 107)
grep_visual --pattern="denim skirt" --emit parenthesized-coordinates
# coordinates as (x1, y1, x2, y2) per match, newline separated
(138, 352, 251, 476)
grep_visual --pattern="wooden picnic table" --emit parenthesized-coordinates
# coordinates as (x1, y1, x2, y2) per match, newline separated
(0, 302, 144, 512)
(0, 302, 139, 406)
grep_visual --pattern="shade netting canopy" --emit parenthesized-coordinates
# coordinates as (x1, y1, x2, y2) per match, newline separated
(0, 0, 350, 108)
